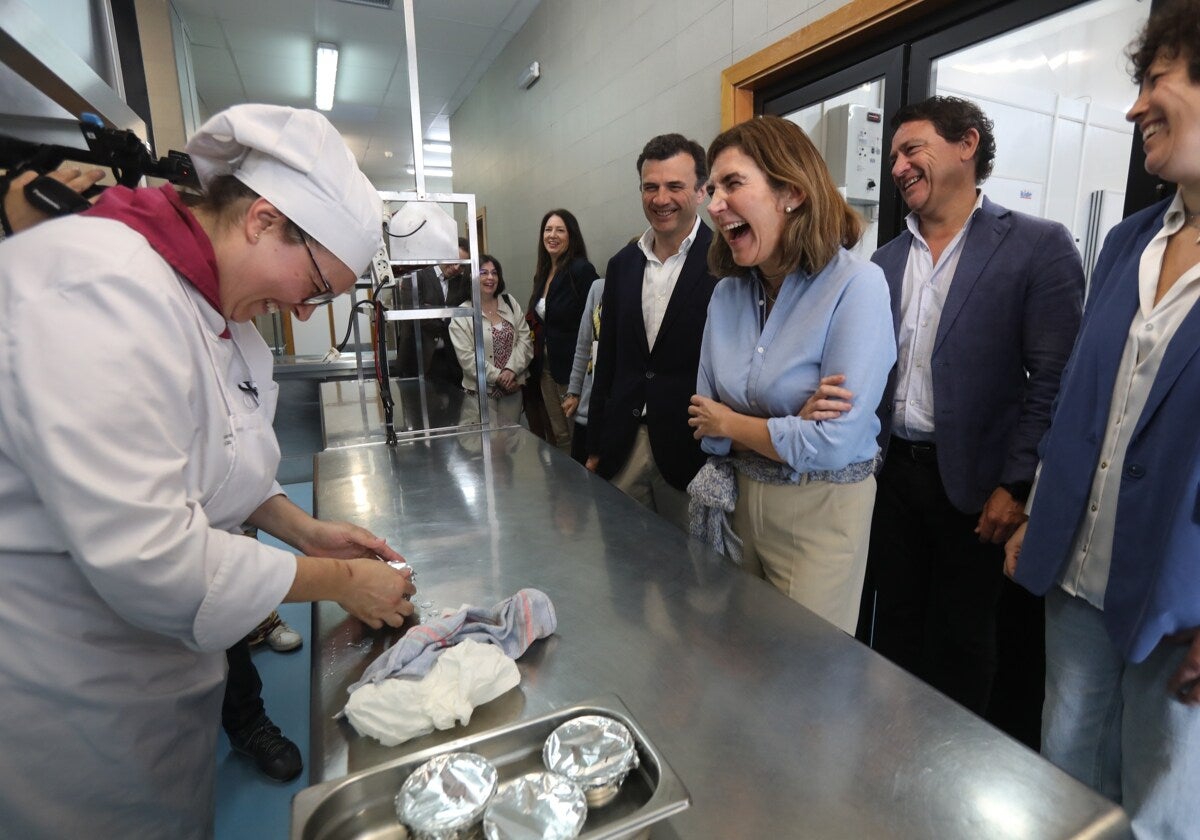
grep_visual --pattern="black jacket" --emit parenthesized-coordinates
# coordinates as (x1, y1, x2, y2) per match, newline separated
(587, 222, 719, 489)
(533, 256, 598, 384)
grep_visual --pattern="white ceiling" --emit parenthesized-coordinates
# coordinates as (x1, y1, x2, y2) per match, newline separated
(170, 0, 541, 188)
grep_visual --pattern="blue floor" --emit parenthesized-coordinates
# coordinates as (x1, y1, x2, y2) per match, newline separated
(215, 482, 314, 840)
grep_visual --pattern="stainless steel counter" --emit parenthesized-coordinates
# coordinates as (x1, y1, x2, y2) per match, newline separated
(310, 428, 1130, 839)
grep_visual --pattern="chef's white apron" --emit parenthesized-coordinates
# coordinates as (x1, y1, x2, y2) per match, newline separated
(0, 279, 282, 839)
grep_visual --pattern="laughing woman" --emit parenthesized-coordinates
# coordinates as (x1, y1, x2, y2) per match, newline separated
(688, 116, 894, 634)
(1005, 2, 1200, 833)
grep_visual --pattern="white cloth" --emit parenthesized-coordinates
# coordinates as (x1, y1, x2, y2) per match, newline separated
(343, 639, 521, 746)
(186, 104, 381, 274)
(1059, 192, 1200, 607)
(0, 217, 297, 838)
(637, 215, 699, 351)
(893, 193, 984, 439)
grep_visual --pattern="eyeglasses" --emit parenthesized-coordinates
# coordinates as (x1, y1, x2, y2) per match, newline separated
(300, 234, 337, 305)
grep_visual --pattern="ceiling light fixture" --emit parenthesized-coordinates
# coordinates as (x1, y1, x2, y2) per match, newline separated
(423, 142, 452, 154)
(406, 166, 453, 177)
(315, 42, 339, 111)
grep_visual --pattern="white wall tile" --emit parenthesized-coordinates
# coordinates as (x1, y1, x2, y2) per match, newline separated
(453, 0, 859, 299)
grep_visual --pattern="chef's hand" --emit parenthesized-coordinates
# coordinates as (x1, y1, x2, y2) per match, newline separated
(799, 374, 853, 420)
(1004, 520, 1027, 579)
(338, 557, 416, 629)
(300, 518, 406, 565)
(975, 486, 1027, 544)
(4, 167, 105, 233)
(688, 394, 734, 439)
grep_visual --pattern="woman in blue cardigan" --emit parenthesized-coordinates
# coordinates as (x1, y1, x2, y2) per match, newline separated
(1006, 2, 1200, 834)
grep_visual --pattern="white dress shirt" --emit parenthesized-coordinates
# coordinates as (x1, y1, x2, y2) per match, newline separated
(637, 215, 700, 352)
(1059, 192, 1200, 607)
(892, 192, 984, 440)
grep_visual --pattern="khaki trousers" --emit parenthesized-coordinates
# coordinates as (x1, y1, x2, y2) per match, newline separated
(610, 425, 690, 532)
(733, 473, 876, 634)
(538, 370, 572, 450)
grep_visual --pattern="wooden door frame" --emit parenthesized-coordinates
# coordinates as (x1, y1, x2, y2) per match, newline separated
(721, 0, 955, 128)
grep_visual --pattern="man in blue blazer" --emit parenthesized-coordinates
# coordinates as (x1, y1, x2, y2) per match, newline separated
(864, 97, 1084, 722)
(584, 134, 719, 531)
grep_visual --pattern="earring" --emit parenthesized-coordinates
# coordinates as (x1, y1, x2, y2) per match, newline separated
(785, 206, 793, 214)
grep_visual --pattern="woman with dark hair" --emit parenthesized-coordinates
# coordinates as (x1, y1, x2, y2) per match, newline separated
(1005, 1, 1200, 832)
(0, 104, 414, 837)
(450, 254, 534, 427)
(687, 115, 894, 633)
(526, 208, 598, 449)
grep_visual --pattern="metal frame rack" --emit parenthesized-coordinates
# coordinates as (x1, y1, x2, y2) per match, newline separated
(376, 189, 490, 440)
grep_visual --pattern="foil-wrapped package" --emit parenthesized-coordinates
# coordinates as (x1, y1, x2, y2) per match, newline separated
(542, 715, 638, 808)
(395, 752, 498, 839)
(482, 772, 588, 839)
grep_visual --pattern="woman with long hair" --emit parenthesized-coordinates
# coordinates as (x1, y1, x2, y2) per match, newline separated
(526, 208, 598, 449)
(688, 115, 895, 633)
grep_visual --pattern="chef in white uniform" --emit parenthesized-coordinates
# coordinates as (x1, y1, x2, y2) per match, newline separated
(0, 104, 415, 838)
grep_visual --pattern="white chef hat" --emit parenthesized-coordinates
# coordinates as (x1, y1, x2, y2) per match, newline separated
(387, 201, 460, 261)
(186, 104, 382, 275)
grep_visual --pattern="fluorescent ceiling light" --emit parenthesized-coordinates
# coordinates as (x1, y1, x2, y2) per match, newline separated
(316, 42, 339, 111)
(423, 142, 452, 154)
(406, 166, 453, 177)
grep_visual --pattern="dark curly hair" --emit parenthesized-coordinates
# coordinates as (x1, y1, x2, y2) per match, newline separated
(891, 96, 997, 184)
(636, 133, 707, 186)
(1127, 0, 1200, 85)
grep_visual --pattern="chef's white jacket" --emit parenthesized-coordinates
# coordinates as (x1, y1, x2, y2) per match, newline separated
(0, 216, 297, 838)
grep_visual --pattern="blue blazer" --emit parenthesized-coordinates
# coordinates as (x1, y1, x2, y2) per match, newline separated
(587, 222, 719, 489)
(872, 196, 1084, 513)
(1015, 198, 1200, 663)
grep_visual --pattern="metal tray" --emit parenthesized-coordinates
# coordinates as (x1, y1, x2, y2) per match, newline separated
(291, 695, 690, 840)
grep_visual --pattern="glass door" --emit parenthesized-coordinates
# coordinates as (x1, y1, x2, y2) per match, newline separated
(763, 48, 904, 255)
(909, 0, 1154, 277)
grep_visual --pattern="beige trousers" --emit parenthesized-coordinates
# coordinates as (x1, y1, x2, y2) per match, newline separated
(732, 473, 876, 634)
(539, 370, 572, 450)
(610, 425, 690, 532)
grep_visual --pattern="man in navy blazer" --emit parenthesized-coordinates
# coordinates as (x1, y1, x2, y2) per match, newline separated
(584, 134, 719, 531)
(863, 97, 1084, 723)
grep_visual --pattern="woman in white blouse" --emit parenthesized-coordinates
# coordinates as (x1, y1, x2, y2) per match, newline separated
(450, 254, 534, 427)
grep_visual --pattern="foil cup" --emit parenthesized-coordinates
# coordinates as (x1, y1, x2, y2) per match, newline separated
(482, 772, 588, 840)
(542, 715, 638, 808)
(395, 752, 499, 839)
